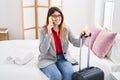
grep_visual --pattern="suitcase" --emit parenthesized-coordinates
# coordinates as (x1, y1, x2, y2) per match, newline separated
(72, 33, 104, 80)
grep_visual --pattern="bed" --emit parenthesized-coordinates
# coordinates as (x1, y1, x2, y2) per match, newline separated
(0, 39, 119, 80)
(0, 40, 49, 80)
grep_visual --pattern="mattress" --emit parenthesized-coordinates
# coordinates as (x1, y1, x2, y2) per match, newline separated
(0, 40, 118, 80)
(0, 65, 49, 80)
(0, 40, 49, 80)
(69, 43, 117, 80)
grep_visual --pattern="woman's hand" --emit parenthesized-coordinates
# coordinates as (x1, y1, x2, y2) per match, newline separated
(81, 25, 91, 37)
(47, 23, 53, 34)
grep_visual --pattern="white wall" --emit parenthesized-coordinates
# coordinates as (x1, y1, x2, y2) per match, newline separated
(63, 0, 95, 35)
(0, 0, 120, 39)
(0, 0, 95, 39)
(112, 0, 120, 33)
(94, 0, 105, 26)
(0, 0, 22, 40)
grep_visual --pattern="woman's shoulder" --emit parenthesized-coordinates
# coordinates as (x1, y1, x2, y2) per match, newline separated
(64, 24, 70, 31)
(39, 26, 46, 34)
(65, 26, 72, 33)
(40, 25, 46, 31)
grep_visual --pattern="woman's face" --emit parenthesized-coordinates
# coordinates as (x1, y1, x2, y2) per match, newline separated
(51, 11, 62, 26)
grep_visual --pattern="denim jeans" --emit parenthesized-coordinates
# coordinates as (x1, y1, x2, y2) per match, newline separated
(40, 54, 74, 80)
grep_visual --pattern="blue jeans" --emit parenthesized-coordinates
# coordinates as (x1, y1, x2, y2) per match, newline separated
(40, 54, 74, 80)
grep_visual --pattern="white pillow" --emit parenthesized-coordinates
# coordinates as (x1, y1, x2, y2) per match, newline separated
(6, 50, 34, 65)
(107, 34, 120, 63)
(14, 51, 34, 65)
(0, 40, 38, 65)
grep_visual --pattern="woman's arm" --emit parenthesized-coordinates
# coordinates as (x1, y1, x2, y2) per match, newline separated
(68, 28, 85, 47)
(39, 28, 52, 54)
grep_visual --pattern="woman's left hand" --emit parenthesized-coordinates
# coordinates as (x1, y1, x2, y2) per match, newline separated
(81, 25, 91, 37)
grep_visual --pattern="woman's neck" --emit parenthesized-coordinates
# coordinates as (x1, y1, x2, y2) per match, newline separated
(53, 25, 59, 32)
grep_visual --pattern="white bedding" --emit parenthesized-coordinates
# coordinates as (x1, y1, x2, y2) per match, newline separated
(0, 40, 49, 80)
(69, 43, 120, 80)
(0, 65, 49, 80)
(0, 40, 119, 80)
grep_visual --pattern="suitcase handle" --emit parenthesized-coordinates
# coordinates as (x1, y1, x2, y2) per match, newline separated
(80, 32, 91, 38)
(79, 33, 91, 71)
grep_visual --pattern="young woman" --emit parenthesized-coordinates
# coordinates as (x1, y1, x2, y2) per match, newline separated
(38, 7, 90, 80)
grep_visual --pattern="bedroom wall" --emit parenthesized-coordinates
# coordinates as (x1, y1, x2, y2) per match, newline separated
(0, 0, 120, 39)
(62, 0, 95, 35)
(0, 0, 22, 40)
(112, 0, 120, 33)
(0, 0, 95, 39)
(94, 0, 105, 26)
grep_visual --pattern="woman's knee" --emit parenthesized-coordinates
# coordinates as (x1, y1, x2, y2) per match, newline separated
(40, 63, 62, 80)
(50, 71, 62, 80)
(64, 68, 74, 76)
(62, 62, 74, 80)
(63, 70, 73, 80)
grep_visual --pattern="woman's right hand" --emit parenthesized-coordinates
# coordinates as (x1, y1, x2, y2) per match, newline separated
(47, 23, 53, 34)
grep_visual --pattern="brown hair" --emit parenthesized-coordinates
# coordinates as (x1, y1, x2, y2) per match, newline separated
(44, 7, 67, 40)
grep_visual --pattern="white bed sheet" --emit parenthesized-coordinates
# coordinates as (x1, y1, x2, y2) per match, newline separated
(0, 40, 119, 80)
(0, 65, 49, 80)
(0, 40, 49, 80)
(69, 43, 118, 80)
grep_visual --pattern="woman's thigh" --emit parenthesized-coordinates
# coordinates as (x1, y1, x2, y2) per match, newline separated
(40, 63, 62, 80)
